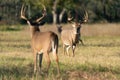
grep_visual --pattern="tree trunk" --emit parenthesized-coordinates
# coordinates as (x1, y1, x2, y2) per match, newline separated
(59, 8, 66, 23)
(52, 11, 57, 24)
(52, 0, 58, 24)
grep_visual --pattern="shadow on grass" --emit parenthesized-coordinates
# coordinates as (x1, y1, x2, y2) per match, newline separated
(6, 27, 21, 31)
(60, 62, 120, 80)
(0, 27, 22, 31)
(0, 62, 120, 80)
(0, 63, 33, 79)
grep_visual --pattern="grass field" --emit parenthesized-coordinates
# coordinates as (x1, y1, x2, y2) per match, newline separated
(0, 23, 120, 80)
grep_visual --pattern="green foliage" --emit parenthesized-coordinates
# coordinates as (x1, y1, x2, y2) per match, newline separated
(0, 0, 119, 24)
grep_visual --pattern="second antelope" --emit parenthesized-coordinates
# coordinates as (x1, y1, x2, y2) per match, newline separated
(21, 4, 60, 74)
(57, 10, 88, 57)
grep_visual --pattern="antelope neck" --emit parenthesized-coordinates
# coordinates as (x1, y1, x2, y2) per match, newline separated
(30, 26, 40, 37)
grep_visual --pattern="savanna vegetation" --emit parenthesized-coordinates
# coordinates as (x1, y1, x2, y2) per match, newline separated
(0, 0, 120, 80)
(0, 24, 120, 80)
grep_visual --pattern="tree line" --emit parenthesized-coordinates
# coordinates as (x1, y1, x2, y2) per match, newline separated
(0, 0, 120, 25)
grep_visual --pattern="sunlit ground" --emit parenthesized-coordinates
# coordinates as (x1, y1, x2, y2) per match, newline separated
(0, 23, 120, 80)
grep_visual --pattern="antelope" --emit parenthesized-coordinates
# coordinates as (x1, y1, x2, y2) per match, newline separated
(57, 10, 88, 57)
(21, 4, 60, 75)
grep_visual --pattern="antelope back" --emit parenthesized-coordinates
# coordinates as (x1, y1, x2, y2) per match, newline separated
(31, 31, 58, 52)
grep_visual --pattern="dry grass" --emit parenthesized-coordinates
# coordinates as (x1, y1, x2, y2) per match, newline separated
(0, 23, 120, 80)
(81, 23, 120, 36)
(41, 23, 120, 36)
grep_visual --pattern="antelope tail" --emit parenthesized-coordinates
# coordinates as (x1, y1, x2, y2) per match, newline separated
(52, 34, 59, 54)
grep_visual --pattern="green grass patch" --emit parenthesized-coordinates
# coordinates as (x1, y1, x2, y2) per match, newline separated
(0, 24, 120, 80)
(0, 25, 24, 31)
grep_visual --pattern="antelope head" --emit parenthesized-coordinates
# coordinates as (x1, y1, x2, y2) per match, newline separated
(68, 9, 88, 36)
(68, 9, 88, 28)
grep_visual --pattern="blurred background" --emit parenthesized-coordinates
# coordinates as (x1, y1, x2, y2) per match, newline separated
(0, 0, 120, 25)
